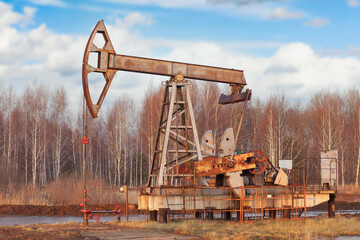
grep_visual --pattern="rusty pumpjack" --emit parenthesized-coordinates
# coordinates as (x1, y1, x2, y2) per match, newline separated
(82, 20, 291, 222)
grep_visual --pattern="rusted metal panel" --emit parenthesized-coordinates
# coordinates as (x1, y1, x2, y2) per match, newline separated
(109, 54, 246, 85)
(194, 152, 256, 177)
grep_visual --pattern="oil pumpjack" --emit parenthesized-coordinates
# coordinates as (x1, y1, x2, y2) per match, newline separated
(82, 20, 336, 222)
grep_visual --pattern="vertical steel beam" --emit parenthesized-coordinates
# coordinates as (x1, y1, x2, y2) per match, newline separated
(185, 85, 203, 161)
(158, 82, 177, 186)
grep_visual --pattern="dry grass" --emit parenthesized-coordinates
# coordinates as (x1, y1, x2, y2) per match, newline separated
(118, 216, 360, 239)
(0, 178, 138, 205)
(1, 216, 359, 239)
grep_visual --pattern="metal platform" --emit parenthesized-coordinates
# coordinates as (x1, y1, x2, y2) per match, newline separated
(139, 167, 337, 222)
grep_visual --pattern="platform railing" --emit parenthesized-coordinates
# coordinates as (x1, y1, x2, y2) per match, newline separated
(166, 169, 307, 222)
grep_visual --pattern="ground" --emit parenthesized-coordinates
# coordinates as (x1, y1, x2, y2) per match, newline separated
(0, 190, 359, 239)
(1, 216, 360, 239)
(0, 222, 201, 240)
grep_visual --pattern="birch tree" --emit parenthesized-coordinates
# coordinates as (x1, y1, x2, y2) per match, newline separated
(248, 98, 263, 151)
(25, 83, 49, 186)
(108, 97, 134, 185)
(345, 89, 360, 187)
(308, 91, 343, 151)
(4, 86, 16, 182)
(260, 93, 288, 166)
(284, 103, 306, 164)
(140, 83, 163, 184)
(51, 87, 69, 180)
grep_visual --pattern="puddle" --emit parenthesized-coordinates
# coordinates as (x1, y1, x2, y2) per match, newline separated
(304, 210, 360, 217)
(0, 210, 359, 227)
(0, 214, 148, 226)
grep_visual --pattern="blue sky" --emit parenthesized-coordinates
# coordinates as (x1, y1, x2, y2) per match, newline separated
(0, 0, 359, 115)
(6, 0, 360, 49)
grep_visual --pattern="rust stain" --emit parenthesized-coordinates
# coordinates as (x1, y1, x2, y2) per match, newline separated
(195, 152, 256, 177)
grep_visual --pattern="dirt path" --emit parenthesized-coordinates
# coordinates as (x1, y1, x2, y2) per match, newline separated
(0, 222, 201, 240)
(83, 229, 200, 240)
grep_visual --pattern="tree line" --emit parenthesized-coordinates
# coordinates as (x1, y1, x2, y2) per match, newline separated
(0, 81, 360, 188)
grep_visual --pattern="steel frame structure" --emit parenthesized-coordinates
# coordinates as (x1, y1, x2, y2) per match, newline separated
(148, 80, 202, 187)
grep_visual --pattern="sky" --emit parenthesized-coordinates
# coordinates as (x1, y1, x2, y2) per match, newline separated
(0, 0, 359, 116)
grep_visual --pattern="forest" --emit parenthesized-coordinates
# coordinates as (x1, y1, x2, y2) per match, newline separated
(0, 81, 360, 190)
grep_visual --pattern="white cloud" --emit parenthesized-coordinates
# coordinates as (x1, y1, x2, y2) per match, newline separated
(209, 0, 292, 5)
(348, 45, 360, 55)
(0, 7, 158, 114)
(303, 17, 330, 28)
(0, 2, 84, 112)
(0, 2, 36, 28)
(123, 12, 153, 27)
(347, 0, 359, 7)
(28, 0, 66, 7)
(100, 0, 207, 8)
(22, 7, 37, 26)
(245, 43, 360, 100)
(101, 0, 293, 8)
(269, 7, 303, 20)
(157, 41, 360, 103)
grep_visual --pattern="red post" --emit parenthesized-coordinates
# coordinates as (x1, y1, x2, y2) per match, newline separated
(82, 136, 89, 226)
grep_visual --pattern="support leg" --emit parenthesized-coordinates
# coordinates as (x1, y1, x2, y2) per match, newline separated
(150, 210, 158, 221)
(159, 208, 169, 223)
(328, 193, 335, 218)
(225, 211, 231, 221)
(269, 210, 276, 219)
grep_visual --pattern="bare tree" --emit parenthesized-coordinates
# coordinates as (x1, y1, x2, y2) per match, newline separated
(248, 97, 263, 151)
(140, 83, 163, 184)
(25, 83, 50, 186)
(308, 91, 343, 151)
(51, 87, 69, 180)
(284, 103, 306, 165)
(107, 97, 134, 185)
(345, 89, 360, 186)
(4, 86, 16, 182)
(259, 93, 288, 166)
